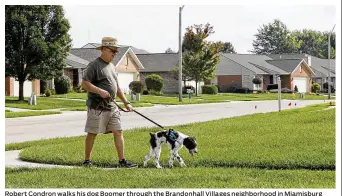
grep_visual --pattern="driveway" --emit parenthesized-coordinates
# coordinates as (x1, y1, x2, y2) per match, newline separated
(5, 100, 327, 144)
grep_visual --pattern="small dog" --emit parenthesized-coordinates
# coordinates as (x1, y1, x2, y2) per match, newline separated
(143, 129, 198, 168)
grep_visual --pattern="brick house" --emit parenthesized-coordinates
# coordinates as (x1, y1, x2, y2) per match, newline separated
(136, 53, 204, 94)
(213, 53, 316, 93)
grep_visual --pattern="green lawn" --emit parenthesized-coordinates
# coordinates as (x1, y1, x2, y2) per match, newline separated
(5, 96, 85, 110)
(5, 167, 334, 188)
(5, 96, 153, 111)
(5, 104, 335, 188)
(5, 111, 61, 118)
(52, 92, 332, 105)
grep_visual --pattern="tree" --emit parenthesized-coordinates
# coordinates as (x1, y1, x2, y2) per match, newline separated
(251, 19, 300, 54)
(5, 5, 72, 100)
(165, 47, 175, 53)
(292, 29, 335, 59)
(182, 23, 223, 96)
(218, 41, 236, 53)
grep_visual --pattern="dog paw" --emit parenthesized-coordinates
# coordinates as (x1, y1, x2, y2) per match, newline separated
(180, 163, 186, 167)
(168, 164, 174, 168)
(156, 165, 163, 169)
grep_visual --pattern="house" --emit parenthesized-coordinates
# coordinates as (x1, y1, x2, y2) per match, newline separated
(213, 53, 315, 93)
(69, 46, 145, 93)
(136, 53, 204, 94)
(5, 76, 40, 97)
(267, 54, 336, 89)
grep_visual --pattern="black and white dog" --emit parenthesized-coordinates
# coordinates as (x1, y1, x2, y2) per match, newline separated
(143, 129, 198, 168)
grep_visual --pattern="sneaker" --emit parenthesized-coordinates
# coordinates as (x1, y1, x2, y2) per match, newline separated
(83, 160, 93, 166)
(119, 159, 138, 168)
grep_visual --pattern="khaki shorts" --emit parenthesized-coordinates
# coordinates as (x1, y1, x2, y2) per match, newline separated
(85, 107, 122, 134)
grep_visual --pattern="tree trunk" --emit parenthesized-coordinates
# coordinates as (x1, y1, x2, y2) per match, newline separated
(195, 81, 198, 96)
(19, 80, 24, 101)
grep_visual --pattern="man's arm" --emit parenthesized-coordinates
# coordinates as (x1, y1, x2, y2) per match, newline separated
(116, 88, 133, 111)
(82, 80, 109, 98)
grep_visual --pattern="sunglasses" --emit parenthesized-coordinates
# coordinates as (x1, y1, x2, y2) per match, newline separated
(105, 47, 119, 54)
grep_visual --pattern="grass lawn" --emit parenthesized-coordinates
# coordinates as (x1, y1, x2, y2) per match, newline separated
(5, 96, 154, 111)
(52, 92, 332, 105)
(5, 96, 85, 110)
(5, 111, 61, 118)
(5, 104, 335, 188)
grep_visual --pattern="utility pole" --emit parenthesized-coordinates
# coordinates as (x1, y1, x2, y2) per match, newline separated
(328, 24, 335, 100)
(178, 5, 185, 102)
(278, 75, 281, 112)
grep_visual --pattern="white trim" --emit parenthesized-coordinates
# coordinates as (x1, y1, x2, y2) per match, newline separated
(115, 47, 145, 70)
(291, 59, 315, 75)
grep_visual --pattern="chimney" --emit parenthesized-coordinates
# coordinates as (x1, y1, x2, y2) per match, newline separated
(307, 55, 311, 67)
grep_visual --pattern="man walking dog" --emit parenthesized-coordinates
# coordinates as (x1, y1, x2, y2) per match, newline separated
(81, 37, 137, 168)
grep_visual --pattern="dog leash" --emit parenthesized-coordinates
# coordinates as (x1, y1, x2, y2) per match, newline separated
(111, 98, 165, 129)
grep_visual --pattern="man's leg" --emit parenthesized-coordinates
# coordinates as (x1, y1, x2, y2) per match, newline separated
(112, 130, 124, 160)
(85, 133, 97, 161)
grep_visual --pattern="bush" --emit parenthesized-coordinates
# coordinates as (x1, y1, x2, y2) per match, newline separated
(145, 74, 164, 92)
(54, 75, 72, 94)
(281, 88, 293, 93)
(142, 90, 149, 95)
(149, 89, 163, 96)
(182, 85, 195, 94)
(40, 80, 47, 95)
(49, 89, 56, 95)
(267, 84, 278, 90)
(312, 83, 321, 93)
(74, 85, 86, 93)
(227, 85, 237, 93)
(323, 82, 335, 93)
(235, 87, 250, 94)
(129, 81, 144, 94)
(257, 90, 266, 94)
(202, 85, 218, 94)
(45, 89, 51, 97)
(294, 85, 298, 93)
(252, 77, 262, 85)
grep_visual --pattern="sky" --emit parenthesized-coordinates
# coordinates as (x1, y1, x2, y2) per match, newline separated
(63, 5, 335, 53)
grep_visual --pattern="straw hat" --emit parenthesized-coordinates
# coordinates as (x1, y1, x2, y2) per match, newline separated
(96, 37, 121, 50)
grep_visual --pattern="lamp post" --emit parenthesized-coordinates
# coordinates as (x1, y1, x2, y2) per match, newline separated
(178, 5, 185, 102)
(328, 24, 335, 100)
(277, 75, 281, 112)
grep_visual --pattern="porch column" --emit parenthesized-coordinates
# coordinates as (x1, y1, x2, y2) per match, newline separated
(78, 68, 83, 86)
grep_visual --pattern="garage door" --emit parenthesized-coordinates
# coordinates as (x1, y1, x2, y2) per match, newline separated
(117, 73, 134, 94)
(13, 80, 33, 97)
(293, 77, 308, 92)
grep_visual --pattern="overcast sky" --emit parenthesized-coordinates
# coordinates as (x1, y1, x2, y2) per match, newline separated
(63, 5, 336, 54)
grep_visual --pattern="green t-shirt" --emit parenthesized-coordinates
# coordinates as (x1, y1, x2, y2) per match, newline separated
(82, 57, 119, 110)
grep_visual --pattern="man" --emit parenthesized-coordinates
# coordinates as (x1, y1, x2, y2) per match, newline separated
(81, 37, 137, 168)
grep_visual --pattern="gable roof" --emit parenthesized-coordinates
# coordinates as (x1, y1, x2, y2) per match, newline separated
(266, 59, 303, 73)
(82, 43, 150, 54)
(267, 54, 335, 77)
(70, 47, 144, 70)
(136, 53, 178, 72)
(70, 47, 129, 67)
(222, 53, 288, 75)
(66, 53, 90, 69)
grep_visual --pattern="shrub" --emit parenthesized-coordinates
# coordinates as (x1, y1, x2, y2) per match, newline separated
(235, 88, 250, 94)
(267, 84, 278, 91)
(74, 85, 86, 93)
(281, 88, 293, 93)
(294, 85, 298, 93)
(49, 89, 56, 95)
(312, 83, 321, 93)
(227, 85, 237, 93)
(54, 75, 72, 94)
(40, 80, 47, 95)
(142, 90, 149, 95)
(45, 89, 51, 97)
(129, 81, 144, 94)
(145, 74, 164, 92)
(323, 82, 335, 93)
(252, 77, 262, 85)
(149, 89, 163, 96)
(182, 85, 195, 94)
(202, 85, 218, 94)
